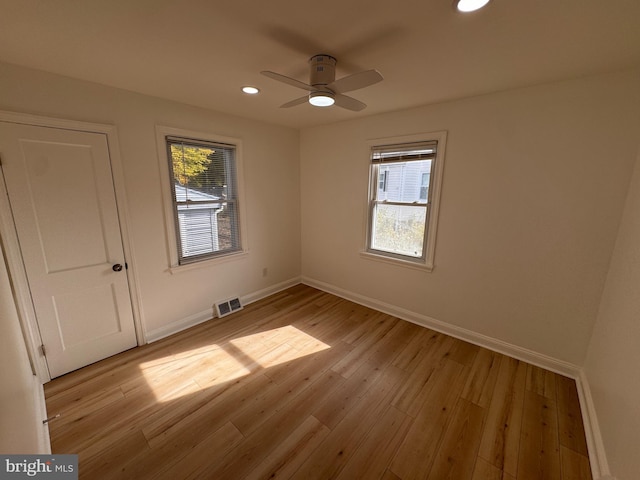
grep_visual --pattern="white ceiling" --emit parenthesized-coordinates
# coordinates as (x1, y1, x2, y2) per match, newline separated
(1, 0, 639, 129)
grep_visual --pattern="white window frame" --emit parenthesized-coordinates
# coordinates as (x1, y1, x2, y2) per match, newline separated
(156, 126, 248, 272)
(361, 131, 447, 272)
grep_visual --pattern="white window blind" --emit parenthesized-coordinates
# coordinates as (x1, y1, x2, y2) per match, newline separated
(166, 136, 241, 264)
(371, 140, 437, 164)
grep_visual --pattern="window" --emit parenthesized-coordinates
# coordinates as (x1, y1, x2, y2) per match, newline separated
(164, 134, 242, 265)
(378, 169, 388, 192)
(420, 172, 429, 200)
(365, 132, 446, 270)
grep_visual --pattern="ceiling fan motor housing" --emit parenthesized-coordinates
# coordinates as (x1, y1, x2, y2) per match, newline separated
(309, 55, 336, 89)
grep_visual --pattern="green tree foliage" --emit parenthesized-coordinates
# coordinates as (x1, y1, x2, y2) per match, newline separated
(171, 143, 229, 196)
(170, 144, 214, 187)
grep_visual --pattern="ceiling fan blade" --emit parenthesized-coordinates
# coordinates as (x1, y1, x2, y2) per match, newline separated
(261, 71, 314, 92)
(280, 95, 309, 108)
(334, 93, 367, 112)
(328, 70, 383, 94)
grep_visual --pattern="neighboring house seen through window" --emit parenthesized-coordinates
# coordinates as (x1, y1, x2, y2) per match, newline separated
(420, 172, 429, 201)
(366, 133, 446, 270)
(166, 136, 241, 264)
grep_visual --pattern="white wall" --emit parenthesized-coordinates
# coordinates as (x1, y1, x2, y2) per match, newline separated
(0, 62, 301, 339)
(584, 145, 640, 480)
(0, 242, 49, 453)
(300, 69, 640, 366)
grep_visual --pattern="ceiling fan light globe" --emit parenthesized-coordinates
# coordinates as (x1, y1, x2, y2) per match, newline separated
(456, 0, 491, 12)
(309, 92, 335, 107)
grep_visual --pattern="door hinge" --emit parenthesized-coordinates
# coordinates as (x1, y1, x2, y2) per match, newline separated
(40, 344, 46, 356)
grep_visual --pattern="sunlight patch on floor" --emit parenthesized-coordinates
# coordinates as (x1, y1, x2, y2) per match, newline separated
(138, 325, 331, 402)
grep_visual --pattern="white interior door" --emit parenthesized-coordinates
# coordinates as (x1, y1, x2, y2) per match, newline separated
(0, 122, 137, 378)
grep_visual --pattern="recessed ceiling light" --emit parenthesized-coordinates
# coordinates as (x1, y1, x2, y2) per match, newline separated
(242, 86, 260, 95)
(455, 0, 491, 13)
(308, 91, 335, 107)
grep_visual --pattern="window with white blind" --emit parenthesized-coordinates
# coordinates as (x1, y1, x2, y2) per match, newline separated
(157, 128, 245, 267)
(365, 132, 446, 271)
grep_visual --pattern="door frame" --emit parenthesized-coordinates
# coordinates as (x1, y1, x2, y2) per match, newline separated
(0, 110, 146, 383)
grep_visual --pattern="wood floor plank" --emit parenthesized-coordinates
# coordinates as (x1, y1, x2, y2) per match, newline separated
(114, 421, 242, 480)
(261, 339, 353, 386)
(50, 386, 158, 455)
(450, 338, 481, 366)
(312, 359, 386, 430)
(365, 320, 420, 372)
(391, 334, 455, 417)
(141, 372, 271, 445)
(428, 397, 486, 480)
(462, 348, 502, 408)
(331, 312, 399, 377)
(231, 343, 353, 436)
(391, 326, 439, 372)
(243, 416, 330, 480)
(380, 469, 402, 480)
(47, 386, 124, 435)
(210, 369, 345, 479)
(472, 457, 517, 480)
(477, 356, 527, 477)
(381, 469, 403, 480)
(556, 374, 589, 456)
(517, 390, 561, 480)
(560, 445, 592, 480)
(292, 364, 407, 480)
(155, 422, 244, 480)
(77, 428, 149, 480)
(389, 359, 467, 480)
(335, 406, 412, 480)
(297, 299, 358, 346)
(526, 364, 557, 400)
(340, 305, 389, 345)
(43, 285, 592, 480)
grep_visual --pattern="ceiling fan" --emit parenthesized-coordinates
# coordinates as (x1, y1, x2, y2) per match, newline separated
(261, 54, 383, 111)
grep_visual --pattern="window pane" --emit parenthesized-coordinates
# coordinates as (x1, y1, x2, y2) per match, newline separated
(371, 203, 426, 258)
(171, 143, 215, 190)
(178, 205, 223, 257)
(216, 201, 239, 251)
(420, 172, 430, 200)
(375, 160, 431, 204)
(168, 138, 240, 263)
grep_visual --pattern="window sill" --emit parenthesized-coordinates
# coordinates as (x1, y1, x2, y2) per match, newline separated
(168, 250, 249, 274)
(359, 251, 434, 272)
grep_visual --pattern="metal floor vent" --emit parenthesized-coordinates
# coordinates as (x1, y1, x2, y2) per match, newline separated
(215, 297, 243, 318)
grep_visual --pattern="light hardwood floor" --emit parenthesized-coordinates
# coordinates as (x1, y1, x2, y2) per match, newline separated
(45, 285, 592, 479)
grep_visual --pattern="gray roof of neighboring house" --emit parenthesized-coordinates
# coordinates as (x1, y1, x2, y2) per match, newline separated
(174, 184, 221, 210)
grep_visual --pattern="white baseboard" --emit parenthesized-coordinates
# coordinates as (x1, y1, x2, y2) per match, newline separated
(145, 276, 302, 343)
(301, 276, 580, 377)
(575, 371, 615, 480)
(35, 377, 51, 454)
(145, 308, 212, 343)
(242, 276, 302, 305)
